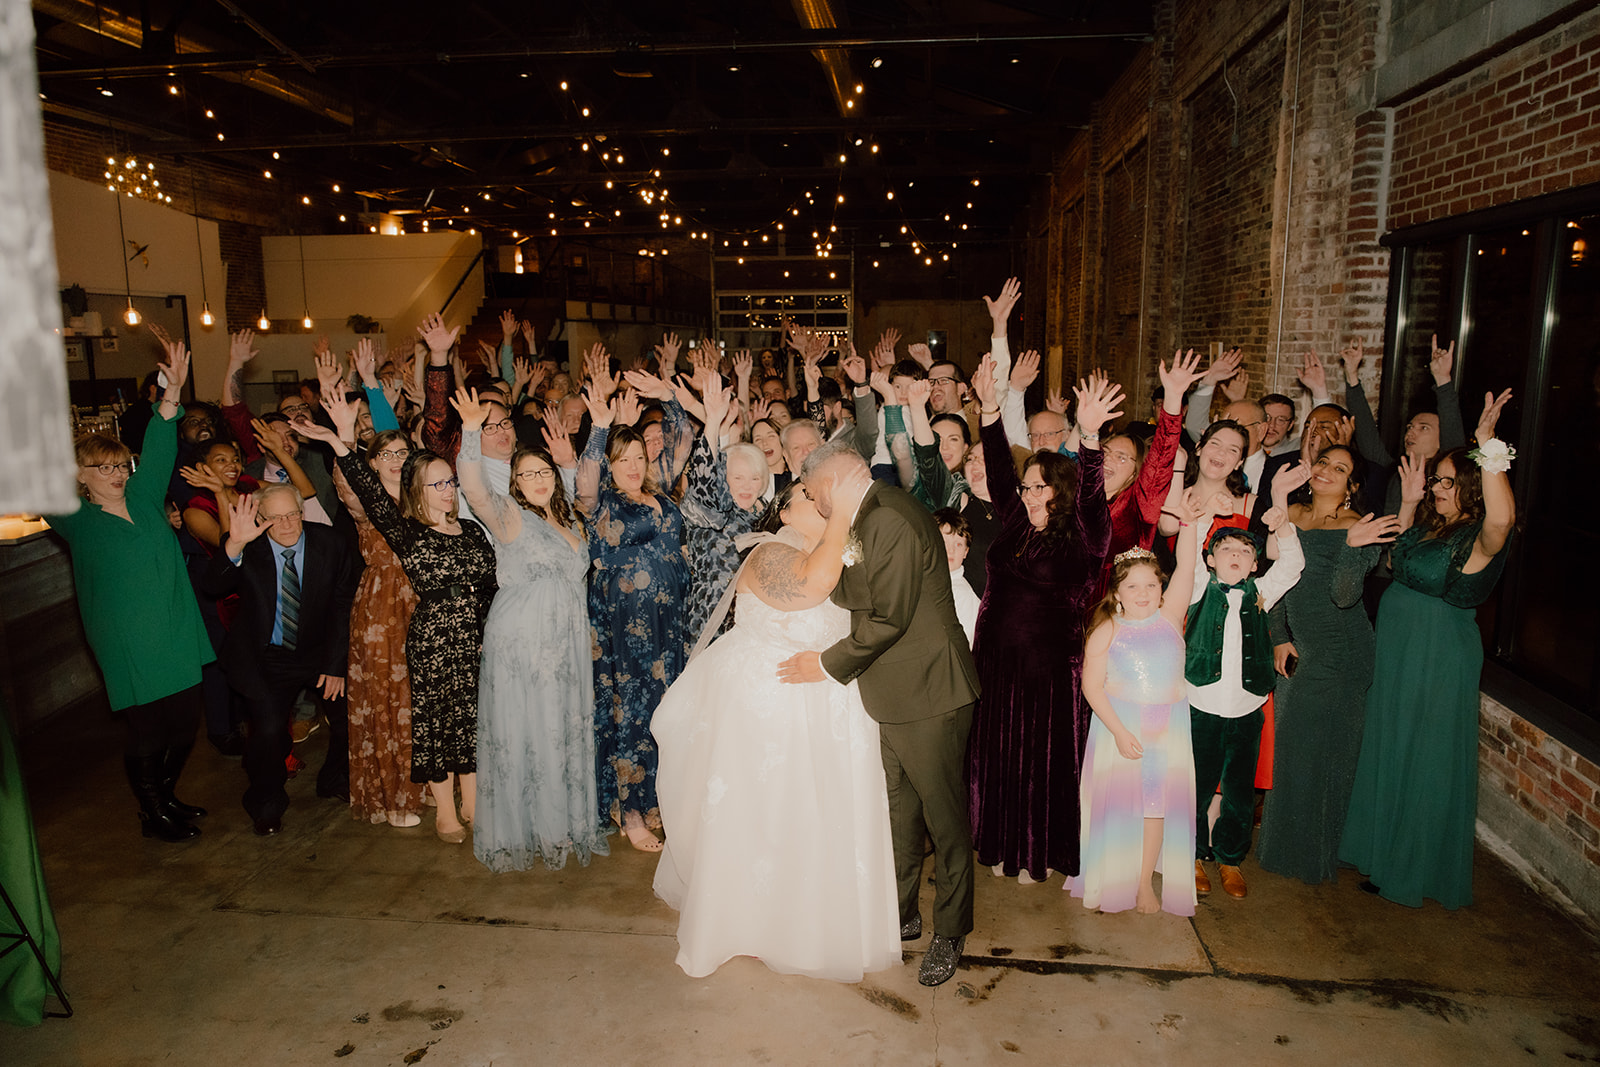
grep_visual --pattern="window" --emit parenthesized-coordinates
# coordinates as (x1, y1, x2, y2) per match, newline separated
(1383, 194, 1600, 752)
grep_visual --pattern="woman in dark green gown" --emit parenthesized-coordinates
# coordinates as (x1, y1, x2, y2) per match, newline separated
(1258, 445, 1400, 885)
(1341, 392, 1516, 909)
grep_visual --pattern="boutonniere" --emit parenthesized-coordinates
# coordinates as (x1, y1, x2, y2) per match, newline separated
(842, 533, 864, 566)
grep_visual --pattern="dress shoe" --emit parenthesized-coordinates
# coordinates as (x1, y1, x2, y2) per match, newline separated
(436, 825, 468, 844)
(1218, 864, 1247, 898)
(209, 730, 246, 758)
(252, 815, 282, 836)
(899, 914, 923, 941)
(918, 934, 965, 987)
(316, 784, 351, 803)
(1195, 860, 1212, 896)
(1358, 879, 1381, 896)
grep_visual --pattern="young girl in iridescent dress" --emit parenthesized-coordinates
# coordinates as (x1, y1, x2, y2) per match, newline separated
(1067, 491, 1204, 916)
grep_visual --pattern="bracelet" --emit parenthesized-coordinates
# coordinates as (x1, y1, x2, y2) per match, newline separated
(1078, 426, 1100, 441)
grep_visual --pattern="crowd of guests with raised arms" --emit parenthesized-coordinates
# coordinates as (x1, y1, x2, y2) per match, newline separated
(51, 275, 1518, 984)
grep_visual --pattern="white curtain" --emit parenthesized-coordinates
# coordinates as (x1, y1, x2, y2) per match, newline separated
(0, 0, 76, 514)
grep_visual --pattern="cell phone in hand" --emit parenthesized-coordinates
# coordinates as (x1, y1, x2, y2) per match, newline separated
(1283, 653, 1298, 678)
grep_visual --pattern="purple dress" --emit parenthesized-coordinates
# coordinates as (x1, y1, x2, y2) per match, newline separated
(968, 420, 1112, 879)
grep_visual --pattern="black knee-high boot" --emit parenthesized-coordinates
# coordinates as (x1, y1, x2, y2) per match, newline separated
(159, 743, 208, 820)
(126, 753, 200, 842)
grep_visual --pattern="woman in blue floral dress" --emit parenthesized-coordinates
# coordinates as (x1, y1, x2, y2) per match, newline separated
(577, 387, 691, 852)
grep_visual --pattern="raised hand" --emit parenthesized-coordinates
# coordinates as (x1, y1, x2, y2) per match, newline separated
(1204, 490, 1236, 518)
(146, 322, 173, 348)
(228, 328, 259, 366)
(873, 327, 901, 369)
(499, 308, 517, 341)
(701, 371, 731, 428)
(251, 417, 288, 459)
(869, 369, 897, 404)
(512, 354, 537, 399)
(1174, 488, 1213, 525)
(353, 338, 379, 387)
(1201, 347, 1244, 388)
(585, 342, 616, 399)
(178, 464, 224, 493)
(1346, 512, 1403, 547)
(732, 349, 754, 383)
(1220, 369, 1251, 403)
(906, 342, 933, 370)
(1073, 374, 1125, 435)
(970, 354, 1000, 411)
(581, 385, 612, 428)
(449, 386, 490, 432)
(906, 378, 932, 411)
(802, 352, 822, 396)
(319, 384, 360, 442)
(983, 277, 1022, 328)
(1430, 334, 1456, 387)
(223, 492, 271, 554)
(314, 348, 343, 392)
(1475, 387, 1514, 444)
(1297, 348, 1328, 396)
(1260, 505, 1288, 532)
(1329, 415, 1356, 446)
(1045, 389, 1068, 416)
(416, 313, 459, 356)
(477, 339, 498, 368)
(520, 319, 539, 354)
(542, 423, 577, 469)
(154, 338, 190, 396)
(747, 396, 772, 422)
(614, 388, 642, 428)
(840, 347, 867, 386)
(312, 335, 332, 360)
(1396, 452, 1427, 504)
(654, 331, 683, 367)
(1270, 460, 1312, 511)
(1158, 348, 1204, 398)
(622, 367, 672, 401)
(1340, 340, 1365, 387)
(1010, 349, 1042, 392)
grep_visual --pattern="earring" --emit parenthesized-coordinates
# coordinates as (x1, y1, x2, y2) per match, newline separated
(1114, 600, 1124, 615)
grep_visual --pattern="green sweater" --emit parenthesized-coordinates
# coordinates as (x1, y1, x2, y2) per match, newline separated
(46, 408, 213, 710)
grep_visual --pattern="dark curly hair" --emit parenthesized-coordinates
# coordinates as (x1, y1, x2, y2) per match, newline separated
(1025, 450, 1080, 545)
(1415, 446, 1485, 536)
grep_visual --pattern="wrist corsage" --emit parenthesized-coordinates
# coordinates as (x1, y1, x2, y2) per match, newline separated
(1468, 437, 1515, 474)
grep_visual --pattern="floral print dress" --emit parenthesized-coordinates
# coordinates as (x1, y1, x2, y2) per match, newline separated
(679, 435, 758, 648)
(582, 425, 691, 831)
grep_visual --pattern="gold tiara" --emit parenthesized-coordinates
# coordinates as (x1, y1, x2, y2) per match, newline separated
(1113, 546, 1158, 566)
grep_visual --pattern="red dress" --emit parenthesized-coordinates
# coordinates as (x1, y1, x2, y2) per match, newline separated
(1094, 407, 1183, 603)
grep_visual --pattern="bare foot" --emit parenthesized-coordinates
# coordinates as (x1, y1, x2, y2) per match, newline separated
(1135, 884, 1161, 914)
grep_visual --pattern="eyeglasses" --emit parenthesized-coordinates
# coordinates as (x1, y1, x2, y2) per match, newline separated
(1102, 450, 1137, 466)
(1018, 483, 1051, 497)
(1427, 475, 1456, 490)
(1264, 415, 1294, 427)
(483, 418, 516, 433)
(516, 468, 556, 481)
(1028, 429, 1066, 443)
(279, 402, 312, 416)
(260, 511, 302, 524)
(928, 375, 958, 385)
(1233, 419, 1263, 429)
(373, 448, 410, 461)
(83, 462, 132, 476)
(424, 477, 459, 492)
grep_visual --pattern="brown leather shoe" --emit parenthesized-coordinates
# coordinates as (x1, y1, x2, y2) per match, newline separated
(1218, 865, 1248, 898)
(1195, 860, 1212, 895)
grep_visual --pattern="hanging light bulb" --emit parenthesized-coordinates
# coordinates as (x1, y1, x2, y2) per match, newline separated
(258, 311, 270, 330)
(123, 302, 141, 326)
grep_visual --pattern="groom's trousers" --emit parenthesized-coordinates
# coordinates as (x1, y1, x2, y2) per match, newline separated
(879, 702, 975, 938)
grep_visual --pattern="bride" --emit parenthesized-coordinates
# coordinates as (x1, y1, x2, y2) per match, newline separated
(651, 470, 901, 981)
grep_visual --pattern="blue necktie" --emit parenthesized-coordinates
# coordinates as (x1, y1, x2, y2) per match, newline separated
(280, 548, 300, 651)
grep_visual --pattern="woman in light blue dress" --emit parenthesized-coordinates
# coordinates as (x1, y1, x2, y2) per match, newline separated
(454, 390, 607, 871)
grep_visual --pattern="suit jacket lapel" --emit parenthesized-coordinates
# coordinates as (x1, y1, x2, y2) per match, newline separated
(829, 483, 881, 609)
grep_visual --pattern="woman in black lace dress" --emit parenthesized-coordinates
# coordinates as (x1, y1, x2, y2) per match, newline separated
(301, 389, 497, 844)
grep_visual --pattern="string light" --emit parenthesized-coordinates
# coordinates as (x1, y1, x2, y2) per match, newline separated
(258, 311, 270, 330)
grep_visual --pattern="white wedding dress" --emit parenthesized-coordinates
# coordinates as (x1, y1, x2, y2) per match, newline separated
(651, 577, 901, 981)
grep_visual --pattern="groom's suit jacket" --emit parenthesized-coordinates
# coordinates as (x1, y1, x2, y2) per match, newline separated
(821, 482, 980, 724)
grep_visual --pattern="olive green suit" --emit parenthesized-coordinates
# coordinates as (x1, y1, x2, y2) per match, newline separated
(821, 483, 980, 937)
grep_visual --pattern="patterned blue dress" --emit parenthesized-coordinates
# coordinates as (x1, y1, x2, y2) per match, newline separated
(584, 426, 691, 831)
(680, 436, 758, 649)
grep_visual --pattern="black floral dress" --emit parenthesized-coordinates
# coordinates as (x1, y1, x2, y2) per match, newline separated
(336, 452, 497, 783)
(679, 436, 758, 648)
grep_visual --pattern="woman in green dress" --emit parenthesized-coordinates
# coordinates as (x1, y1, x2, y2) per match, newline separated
(47, 339, 214, 842)
(1258, 445, 1401, 886)
(1340, 391, 1516, 909)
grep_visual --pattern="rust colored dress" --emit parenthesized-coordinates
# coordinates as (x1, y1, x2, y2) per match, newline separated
(334, 466, 428, 824)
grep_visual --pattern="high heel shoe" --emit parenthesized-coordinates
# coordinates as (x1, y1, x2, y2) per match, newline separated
(622, 816, 663, 853)
(437, 825, 467, 844)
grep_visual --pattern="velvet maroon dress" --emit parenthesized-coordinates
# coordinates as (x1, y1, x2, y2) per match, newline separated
(968, 419, 1112, 880)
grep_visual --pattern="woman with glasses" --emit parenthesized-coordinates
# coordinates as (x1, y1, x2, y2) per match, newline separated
(328, 427, 429, 829)
(1341, 392, 1516, 909)
(48, 339, 214, 842)
(577, 386, 692, 853)
(451, 389, 607, 872)
(303, 389, 497, 844)
(965, 357, 1118, 884)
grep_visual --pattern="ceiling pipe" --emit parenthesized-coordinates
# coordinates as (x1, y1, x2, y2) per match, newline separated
(34, 0, 355, 125)
(789, 0, 856, 117)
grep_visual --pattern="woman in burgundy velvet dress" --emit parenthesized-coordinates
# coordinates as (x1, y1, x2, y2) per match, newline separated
(967, 360, 1119, 884)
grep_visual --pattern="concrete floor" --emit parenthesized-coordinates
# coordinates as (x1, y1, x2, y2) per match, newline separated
(8, 705, 1600, 1067)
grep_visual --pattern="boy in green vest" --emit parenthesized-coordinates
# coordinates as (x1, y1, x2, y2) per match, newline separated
(1186, 509, 1303, 900)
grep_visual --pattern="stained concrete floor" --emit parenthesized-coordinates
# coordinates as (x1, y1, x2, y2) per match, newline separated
(8, 704, 1600, 1067)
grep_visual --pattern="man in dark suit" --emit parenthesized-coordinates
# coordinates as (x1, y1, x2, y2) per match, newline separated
(204, 484, 361, 835)
(777, 438, 981, 987)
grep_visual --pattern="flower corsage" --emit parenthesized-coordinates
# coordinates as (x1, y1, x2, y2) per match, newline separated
(1467, 438, 1516, 474)
(842, 533, 864, 567)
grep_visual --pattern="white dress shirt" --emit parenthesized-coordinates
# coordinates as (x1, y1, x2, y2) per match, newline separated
(1185, 527, 1304, 718)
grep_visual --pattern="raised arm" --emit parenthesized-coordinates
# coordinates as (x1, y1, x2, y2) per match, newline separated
(454, 423, 523, 545)
(1160, 491, 1206, 631)
(1465, 389, 1516, 573)
(1432, 337, 1468, 452)
(746, 468, 871, 613)
(574, 386, 613, 515)
(1072, 372, 1124, 559)
(253, 417, 316, 501)
(972, 355, 1024, 526)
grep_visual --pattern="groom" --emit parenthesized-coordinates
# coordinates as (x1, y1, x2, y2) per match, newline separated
(777, 438, 980, 987)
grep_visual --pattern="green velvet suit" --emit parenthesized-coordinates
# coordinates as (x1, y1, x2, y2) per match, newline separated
(821, 483, 980, 937)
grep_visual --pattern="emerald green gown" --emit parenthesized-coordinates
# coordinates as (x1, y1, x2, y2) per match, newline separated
(1339, 522, 1507, 909)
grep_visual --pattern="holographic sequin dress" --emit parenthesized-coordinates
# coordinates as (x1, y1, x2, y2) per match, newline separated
(1067, 612, 1196, 916)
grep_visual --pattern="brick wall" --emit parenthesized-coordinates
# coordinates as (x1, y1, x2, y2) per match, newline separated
(1387, 8, 1600, 232)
